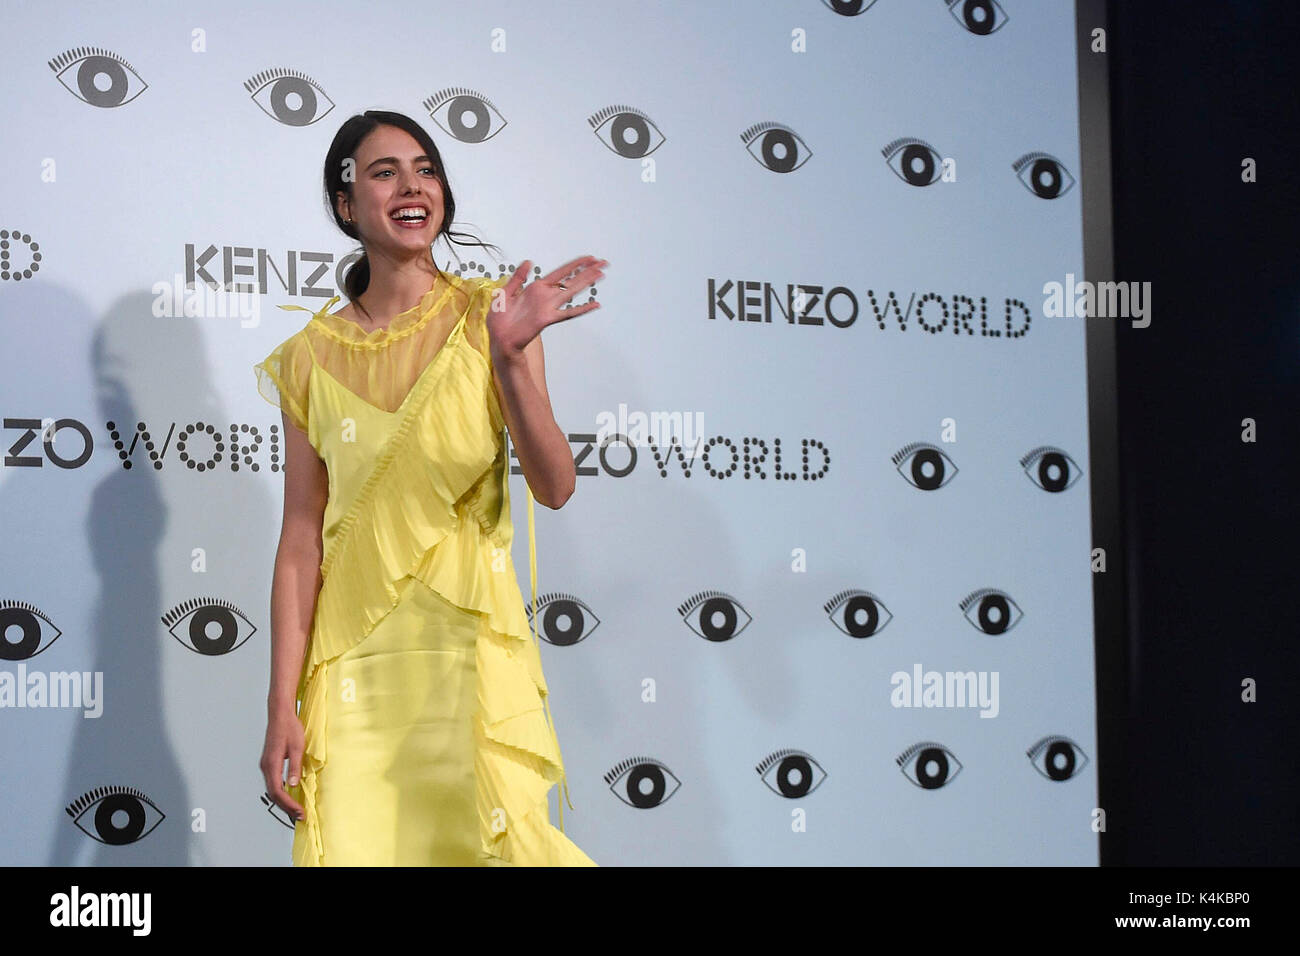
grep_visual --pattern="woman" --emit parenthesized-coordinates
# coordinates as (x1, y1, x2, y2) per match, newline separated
(254, 110, 603, 866)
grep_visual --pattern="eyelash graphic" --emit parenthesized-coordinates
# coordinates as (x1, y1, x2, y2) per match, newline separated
(161, 597, 257, 656)
(740, 121, 813, 173)
(0, 599, 63, 661)
(882, 137, 944, 187)
(820, 0, 882, 16)
(678, 590, 752, 642)
(946, 0, 1010, 36)
(66, 785, 165, 845)
(896, 741, 963, 789)
(823, 588, 893, 639)
(48, 46, 148, 108)
(587, 104, 666, 159)
(243, 67, 335, 127)
(892, 441, 959, 490)
(604, 756, 681, 808)
(1027, 735, 1089, 781)
(756, 749, 828, 798)
(1012, 151, 1076, 199)
(959, 587, 1024, 635)
(424, 87, 507, 144)
(1019, 445, 1083, 492)
(525, 591, 601, 646)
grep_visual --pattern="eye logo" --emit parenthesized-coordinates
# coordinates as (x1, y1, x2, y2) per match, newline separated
(260, 793, 296, 830)
(526, 591, 600, 647)
(897, 742, 963, 789)
(882, 137, 944, 187)
(824, 589, 892, 639)
(756, 749, 828, 798)
(161, 597, 257, 656)
(1012, 152, 1076, 199)
(820, 0, 882, 15)
(1020, 445, 1082, 492)
(741, 122, 812, 173)
(588, 104, 666, 159)
(947, 0, 1010, 36)
(605, 756, 681, 808)
(425, 87, 506, 144)
(1027, 736, 1089, 781)
(678, 590, 752, 642)
(892, 441, 958, 490)
(48, 47, 147, 108)
(243, 68, 335, 127)
(959, 588, 1023, 635)
(66, 785, 165, 845)
(0, 600, 63, 661)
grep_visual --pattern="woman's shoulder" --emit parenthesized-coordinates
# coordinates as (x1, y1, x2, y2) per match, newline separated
(274, 321, 317, 357)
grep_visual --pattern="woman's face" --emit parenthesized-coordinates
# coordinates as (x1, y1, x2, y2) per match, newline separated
(338, 124, 446, 257)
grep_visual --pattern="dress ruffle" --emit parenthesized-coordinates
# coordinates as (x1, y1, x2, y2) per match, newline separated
(285, 280, 590, 866)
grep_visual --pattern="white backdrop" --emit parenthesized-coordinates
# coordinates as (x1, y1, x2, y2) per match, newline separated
(1, 0, 1100, 865)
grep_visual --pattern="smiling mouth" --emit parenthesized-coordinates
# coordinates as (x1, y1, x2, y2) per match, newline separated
(390, 207, 429, 227)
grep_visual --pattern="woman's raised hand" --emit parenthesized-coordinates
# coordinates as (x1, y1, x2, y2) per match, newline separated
(487, 255, 608, 358)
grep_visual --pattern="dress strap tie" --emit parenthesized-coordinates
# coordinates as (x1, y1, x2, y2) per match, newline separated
(278, 294, 341, 317)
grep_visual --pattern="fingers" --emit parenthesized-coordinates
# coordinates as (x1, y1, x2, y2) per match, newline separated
(288, 741, 303, 796)
(548, 299, 602, 324)
(508, 256, 608, 322)
(283, 793, 305, 819)
(569, 258, 608, 286)
(272, 785, 305, 820)
(539, 258, 606, 301)
(261, 769, 304, 821)
(540, 255, 604, 287)
(260, 747, 305, 821)
(503, 259, 532, 299)
(555, 262, 606, 301)
(278, 755, 306, 820)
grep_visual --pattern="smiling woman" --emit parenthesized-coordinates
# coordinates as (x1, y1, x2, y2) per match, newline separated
(322, 114, 500, 332)
(253, 110, 598, 868)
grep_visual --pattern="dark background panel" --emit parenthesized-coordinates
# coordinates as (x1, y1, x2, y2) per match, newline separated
(1103, 0, 1300, 864)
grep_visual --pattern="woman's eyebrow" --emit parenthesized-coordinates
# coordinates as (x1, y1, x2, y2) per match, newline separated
(364, 154, 434, 171)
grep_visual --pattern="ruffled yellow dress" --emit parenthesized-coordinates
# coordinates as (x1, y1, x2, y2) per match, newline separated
(254, 271, 596, 866)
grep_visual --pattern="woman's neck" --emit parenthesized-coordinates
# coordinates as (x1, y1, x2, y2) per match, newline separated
(347, 265, 442, 330)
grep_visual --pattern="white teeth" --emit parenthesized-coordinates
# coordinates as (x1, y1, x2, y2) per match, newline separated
(391, 208, 427, 220)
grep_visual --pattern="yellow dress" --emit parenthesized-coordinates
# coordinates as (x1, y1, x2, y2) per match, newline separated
(254, 271, 596, 866)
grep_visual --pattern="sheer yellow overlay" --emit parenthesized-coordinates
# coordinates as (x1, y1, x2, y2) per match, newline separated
(255, 271, 593, 866)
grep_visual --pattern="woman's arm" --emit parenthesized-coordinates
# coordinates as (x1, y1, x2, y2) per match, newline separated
(485, 255, 606, 510)
(491, 334, 576, 510)
(260, 411, 326, 820)
(267, 412, 327, 713)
